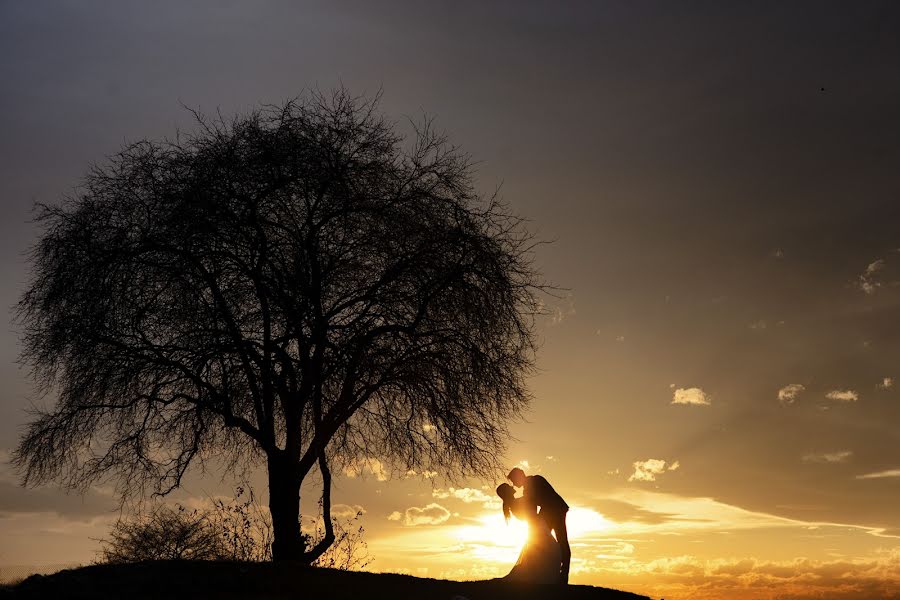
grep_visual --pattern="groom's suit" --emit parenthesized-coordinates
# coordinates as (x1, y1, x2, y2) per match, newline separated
(523, 475, 570, 583)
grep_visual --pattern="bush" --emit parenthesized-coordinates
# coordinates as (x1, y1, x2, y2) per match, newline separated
(304, 501, 372, 571)
(211, 486, 273, 562)
(99, 505, 225, 563)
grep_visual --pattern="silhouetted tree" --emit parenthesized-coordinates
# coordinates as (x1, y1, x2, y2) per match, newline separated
(14, 89, 544, 562)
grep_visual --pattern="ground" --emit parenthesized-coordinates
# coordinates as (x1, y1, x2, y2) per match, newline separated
(0, 561, 651, 600)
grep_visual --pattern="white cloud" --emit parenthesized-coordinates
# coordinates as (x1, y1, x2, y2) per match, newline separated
(432, 487, 500, 508)
(802, 451, 852, 464)
(856, 469, 900, 480)
(825, 389, 859, 402)
(390, 503, 451, 526)
(878, 377, 894, 389)
(629, 459, 680, 482)
(343, 457, 388, 481)
(777, 383, 805, 405)
(404, 469, 438, 479)
(858, 258, 886, 294)
(593, 541, 635, 558)
(671, 387, 711, 406)
(549, 294, 576, 324)
(865, 258, 886, 275)
(332, 503, 366, 519)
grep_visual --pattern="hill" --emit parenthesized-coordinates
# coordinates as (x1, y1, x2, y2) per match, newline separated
(0, 560, 651, 600)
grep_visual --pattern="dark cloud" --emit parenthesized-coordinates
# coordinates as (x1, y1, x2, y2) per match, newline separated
(0, 481, 117, 521)
(592, 499, 681, 526)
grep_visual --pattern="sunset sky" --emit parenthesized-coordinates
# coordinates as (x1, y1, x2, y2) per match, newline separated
(2, 3, 900, 599)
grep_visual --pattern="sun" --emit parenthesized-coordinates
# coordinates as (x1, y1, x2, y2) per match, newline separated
(450, 507, 614, 565)
(452, 512, 529, 564)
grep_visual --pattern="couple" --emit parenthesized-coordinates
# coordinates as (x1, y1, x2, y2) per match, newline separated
(496, 467, 571, 585)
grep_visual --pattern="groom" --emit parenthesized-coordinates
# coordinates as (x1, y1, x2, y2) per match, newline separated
(507, 467, 571, 584)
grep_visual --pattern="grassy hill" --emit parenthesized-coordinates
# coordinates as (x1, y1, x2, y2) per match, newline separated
(0, 560, 651, 600)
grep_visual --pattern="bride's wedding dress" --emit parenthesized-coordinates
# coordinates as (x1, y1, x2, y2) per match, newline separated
(504, 499, 562, 584)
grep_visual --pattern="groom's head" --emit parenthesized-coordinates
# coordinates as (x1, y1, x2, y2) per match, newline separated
(507, 467, 526, 487)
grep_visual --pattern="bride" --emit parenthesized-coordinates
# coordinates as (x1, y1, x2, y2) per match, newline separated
(495, 483, 561, 583)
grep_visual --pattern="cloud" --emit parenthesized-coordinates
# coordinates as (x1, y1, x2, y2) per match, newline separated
(778, 383, 805, 405)
(856, 469, 900, 480)
(549, 294, 576, 324)
(389, 503, 451, 526)
(671, 387, 711, 406)
(802, 451, 852, 464)
(593, 541, 636, 558)
(432, 487, 500, 508)
(594, 488, 892, 538)
(404, 469, 438, 479)
(825, 389, 859, 402)
(858, 258, 886, 294)
(343, 457, 388, 481)
(591, 499, 680, 525)
(878, 377, 894, 389)
(0, 480, 117, 521)
(629, 459, 680, 482)
(574, 552, 900, 600)
(865, 259, 885, 275)
(331, 503, 366, 519)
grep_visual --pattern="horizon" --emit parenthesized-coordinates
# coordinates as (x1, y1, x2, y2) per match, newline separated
(2, 3, 900, 599)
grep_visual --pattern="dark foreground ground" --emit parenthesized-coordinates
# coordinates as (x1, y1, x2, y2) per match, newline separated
(0, 560, 651, 600)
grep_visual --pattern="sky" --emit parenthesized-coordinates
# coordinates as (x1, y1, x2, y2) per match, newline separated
(1, 2, 900, 598)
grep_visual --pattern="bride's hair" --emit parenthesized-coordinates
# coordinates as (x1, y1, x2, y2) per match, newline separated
(496, 483, 515, 523)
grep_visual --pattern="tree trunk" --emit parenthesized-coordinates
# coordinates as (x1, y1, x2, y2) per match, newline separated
(268, 454, 305, 562)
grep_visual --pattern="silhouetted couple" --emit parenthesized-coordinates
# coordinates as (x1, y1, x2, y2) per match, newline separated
(496, 467, 570, 585)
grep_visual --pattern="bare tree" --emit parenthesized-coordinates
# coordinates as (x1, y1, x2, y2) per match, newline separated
(14, 88, 545, 562)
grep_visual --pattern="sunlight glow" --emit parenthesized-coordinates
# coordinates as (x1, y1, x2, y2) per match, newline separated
(449, 507, 613, 565)
(567, 507, 615, 538)
(452, 512, 528, 563)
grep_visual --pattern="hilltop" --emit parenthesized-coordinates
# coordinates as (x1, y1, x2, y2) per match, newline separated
(1, 560, 651, 600)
